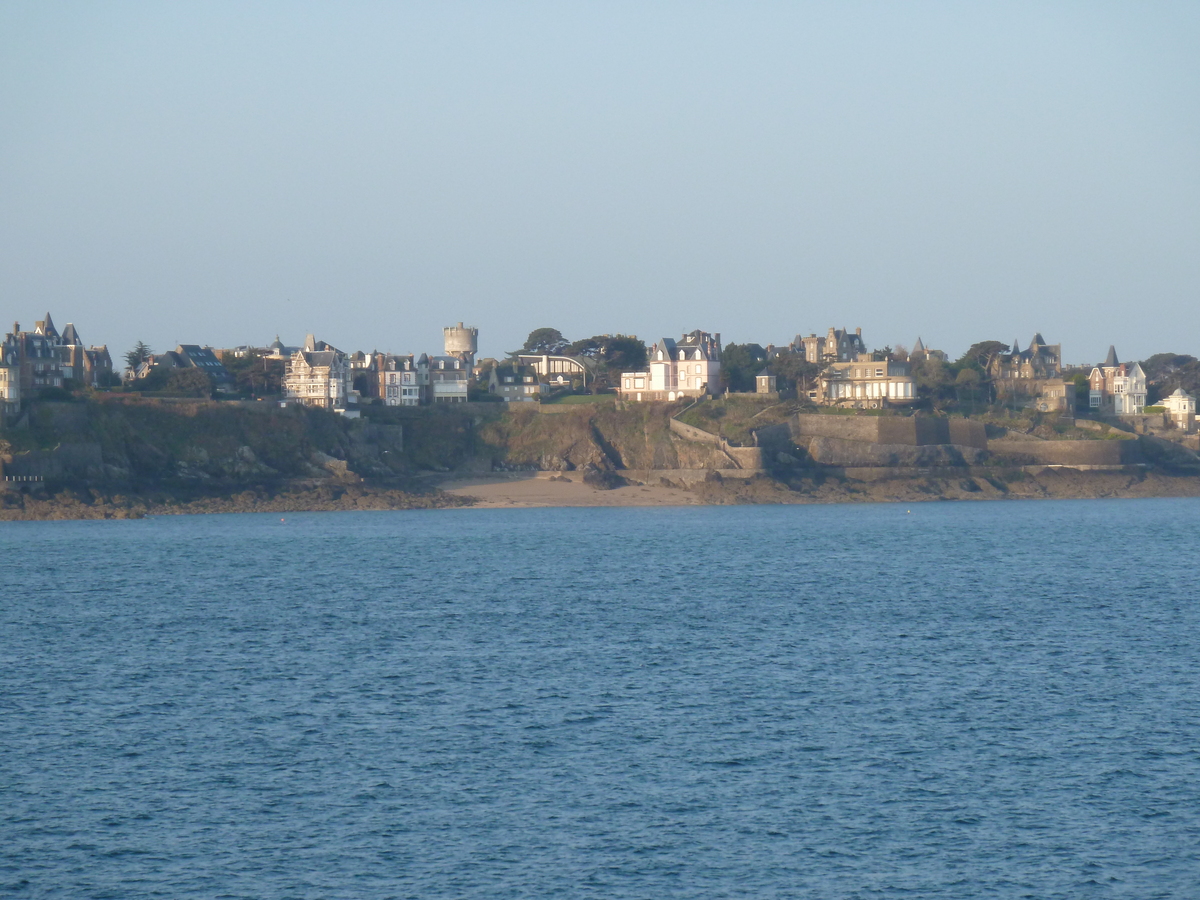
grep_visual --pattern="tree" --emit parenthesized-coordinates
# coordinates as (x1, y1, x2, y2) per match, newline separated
(124, 341, 152, 370)
(955, 340, 1008, 372)
(165, 368, 213, 396)
(911, 356, 956, 410)
(599, 336, 647, 372)
(1142, 353, 1200, 404)
(520, 328, 569, 355)
(222, 351, 285, 397)
(721, 343, 768, 392)
(567, 337, 603, 359)
(768, 350, 819, 397)
(1142, 353, 1196, 381)
(955, 367, 981, 409)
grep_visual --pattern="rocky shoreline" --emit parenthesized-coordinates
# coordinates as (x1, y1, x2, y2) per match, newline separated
(4, 468, 1200, 521)
(0, 482, 473, 521)
(3, 399, 1199, 521)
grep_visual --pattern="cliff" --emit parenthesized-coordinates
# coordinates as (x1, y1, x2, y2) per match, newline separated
(3, 397, 1199, 519)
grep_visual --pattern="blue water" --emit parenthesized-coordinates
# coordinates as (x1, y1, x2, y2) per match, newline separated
(3, 500, 1200, 898)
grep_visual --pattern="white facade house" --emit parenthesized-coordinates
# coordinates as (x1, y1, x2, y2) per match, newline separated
(619, 330, 722, 402)
(283, 335, 351, 409)
(1160, 388, 1196, 433)
(381, 354, 428, 406)
(816, 356, 915, 407)
(1112, 365, 1147, 416)
(429, 355, 468, 403)
(1089, 347, 1146, 416)
(378, 353, 465, 405)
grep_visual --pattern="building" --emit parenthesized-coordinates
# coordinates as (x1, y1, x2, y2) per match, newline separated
(619, 330, 721, 402)
(429, 355, 469, 403)
(909, 337, 947, 363)
(1, 314, 112, 395)
(755, 368, 777, 394)
(985, 333, 1072, 413)
(815, 355, 915, 408)
(1159, 388, 1196, 433)
(347, 351, 373, 395)
(1029, 379, 1075, 414)
(264, 336, 300, 360)
(792, 327, 867, 364)
(132, 344, 235, 392)
(380, 354, 428, 406)
(990, 333, 1063, 382)
(1088, 346, 1147, 416)
(516, 353, 595, 389)
(4, 316, 64, 396)
(489, 363, 546, 401)
(0, 334, 20, 418)
(57, 322, 113, 387)
(443, 322, 478, 366)
(174, 345, 236, 392)
(986, 333, 1071, 412)
(283, 335, 352, 409)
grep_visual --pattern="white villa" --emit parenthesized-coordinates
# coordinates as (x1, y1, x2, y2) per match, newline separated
(1089, 347, 1147, 416)
(619, 330, 722, 402)
(1160, 388, 1196, 433)
(816, 356, 915, 408)
(284, 335, 352, 410)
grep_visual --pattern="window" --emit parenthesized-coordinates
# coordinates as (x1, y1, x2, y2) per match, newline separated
(875, 369, 883, 377)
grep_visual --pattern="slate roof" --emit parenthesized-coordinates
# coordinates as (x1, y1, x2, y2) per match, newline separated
(300, 350, 340, 368)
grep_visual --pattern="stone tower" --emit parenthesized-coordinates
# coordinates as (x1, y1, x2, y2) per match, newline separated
(443, 322, 478, 364)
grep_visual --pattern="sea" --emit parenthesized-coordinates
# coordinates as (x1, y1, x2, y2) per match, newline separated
(3, 499, 1200, 899)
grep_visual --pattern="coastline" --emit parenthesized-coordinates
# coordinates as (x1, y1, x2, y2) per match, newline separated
(5, 468, 1200, 521)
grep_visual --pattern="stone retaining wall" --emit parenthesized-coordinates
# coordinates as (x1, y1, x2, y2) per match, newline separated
(988, 438, 1143, 466)
(667, 417, 765, 469)
(804, 437, 985, 467)
(785, 414, 988, 449)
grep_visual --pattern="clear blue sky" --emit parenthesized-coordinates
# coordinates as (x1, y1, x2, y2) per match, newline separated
(2, 1, 1197, 365)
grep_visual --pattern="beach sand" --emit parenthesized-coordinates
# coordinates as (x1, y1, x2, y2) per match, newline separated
(438, 472, 702, 508)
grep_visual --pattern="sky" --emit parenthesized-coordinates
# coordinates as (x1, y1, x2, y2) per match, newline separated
(2, 1, 1198, 365)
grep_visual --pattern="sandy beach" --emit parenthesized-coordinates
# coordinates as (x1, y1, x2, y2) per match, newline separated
(437, 472, 703, 507)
